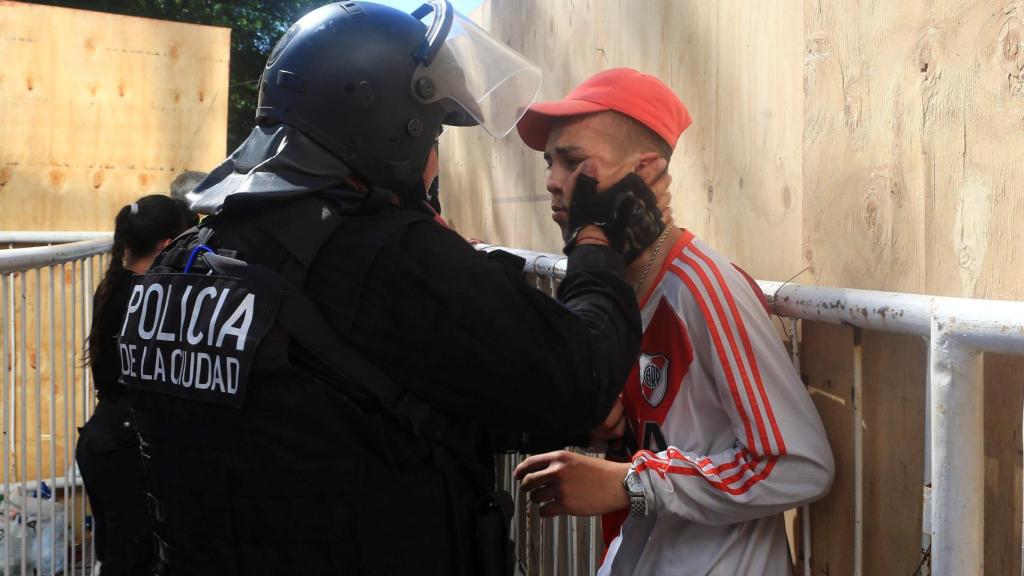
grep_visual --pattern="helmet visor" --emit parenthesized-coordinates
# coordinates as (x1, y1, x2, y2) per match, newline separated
(413, 10, 542, 139)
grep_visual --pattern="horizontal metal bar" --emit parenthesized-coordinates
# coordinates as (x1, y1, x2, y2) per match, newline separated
(0, 475, 84, 495)
(471, 246, 1024, 356)
(0, 231, 112, 244)
(474, 243, 568, 279)
(759, 281, 934, 336)
(0, 238, 112, 273)
(762, 281, 1024, 355)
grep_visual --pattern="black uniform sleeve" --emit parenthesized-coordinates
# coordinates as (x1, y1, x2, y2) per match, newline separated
(310, 215, 641, 445)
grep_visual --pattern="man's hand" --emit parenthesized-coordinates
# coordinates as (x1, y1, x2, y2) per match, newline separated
(564, 156, 671, 259)
(514, 451, 631, 518)
(588, 395, 626, 448)
(634, 157, 673, 227)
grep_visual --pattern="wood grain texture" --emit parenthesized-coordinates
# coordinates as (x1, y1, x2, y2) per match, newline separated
(861, 331, 927, 576)
(804, 2, 1024, 574)
(0, 3, 228, 542)
(449, 0, 1023, 573)
(983, 353, 1024, 576)
(803, 0, 1023, 300)
(800, 321, 854, 576)
(0, 1, 229, 231)
(442, 0, 805, 282)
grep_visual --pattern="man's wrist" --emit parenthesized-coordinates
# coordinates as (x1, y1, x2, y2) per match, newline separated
(622, 464, 649, 517)
(573, 224, 609, 246)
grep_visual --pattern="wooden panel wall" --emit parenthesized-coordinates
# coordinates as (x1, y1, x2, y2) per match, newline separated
(0, 1, 230, 231)
(0, 3, 229, 542)
(443, 0, 806, 283)
(800, 322, 855, 575)
(804, 1, 1024, 574)
(800, 323, 929, 575)
(447, 1, 1024, 574)
(803, 0, 1024, 298)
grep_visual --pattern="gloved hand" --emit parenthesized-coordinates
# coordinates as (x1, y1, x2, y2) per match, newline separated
(565, 171, 666, 263)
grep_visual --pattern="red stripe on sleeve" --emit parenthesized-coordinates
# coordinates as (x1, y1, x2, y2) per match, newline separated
(689, 245, 787, 454)
(636, 447, 759, 487)
(669, 262, 758, 454)
(675, 254, 772, 456)
(633, 450, 779, 495)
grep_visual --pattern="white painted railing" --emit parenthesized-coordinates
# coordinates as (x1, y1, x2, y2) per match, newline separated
(1, 232, 112, 576)
(481, 244, 1024, 576)
(4, 236, 1022, 576)
(759, 280, 1024, 576)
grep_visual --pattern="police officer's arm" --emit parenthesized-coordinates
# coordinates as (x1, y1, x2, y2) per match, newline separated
(458, 232, 641, 441)
(346, 219, 641, 445)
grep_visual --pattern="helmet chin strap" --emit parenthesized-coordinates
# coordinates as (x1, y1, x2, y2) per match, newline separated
(386, 176, 449, 228)
(394, 178, 431, 210)
(425, 176, 441, 215)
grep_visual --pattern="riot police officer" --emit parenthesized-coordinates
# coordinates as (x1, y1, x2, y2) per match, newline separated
(117, 2, 669, 574)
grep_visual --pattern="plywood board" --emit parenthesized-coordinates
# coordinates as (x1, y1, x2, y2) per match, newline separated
(0, 1, 230, 231)
(861, 331, 927, 576)
(983, 353, 1024, 576)
(803, 3, 1024, 575)
(0, 3, 227, 531)
(442, 0, 806, 283)
(800, 321, 854, 575)
(452, 0, 1024, 572)
(916, 2, 1024, 301)
(803, 0, 1024, 301)
(802, 0, 931, 293)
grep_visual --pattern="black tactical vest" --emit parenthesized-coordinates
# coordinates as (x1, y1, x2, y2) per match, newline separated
(119, 191, 511, 576)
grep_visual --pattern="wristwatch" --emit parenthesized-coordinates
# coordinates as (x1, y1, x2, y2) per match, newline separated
(623, 467, 648, 517)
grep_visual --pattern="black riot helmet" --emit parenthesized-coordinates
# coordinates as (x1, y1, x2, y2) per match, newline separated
(257, 1, 542, 193)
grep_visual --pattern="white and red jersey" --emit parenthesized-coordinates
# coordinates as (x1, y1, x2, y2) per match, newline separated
(599, 230, 834, 576)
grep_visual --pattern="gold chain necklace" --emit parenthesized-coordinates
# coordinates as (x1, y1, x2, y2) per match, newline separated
(633, 225, 675, 294)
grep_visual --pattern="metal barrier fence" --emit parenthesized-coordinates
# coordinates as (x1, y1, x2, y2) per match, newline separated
(475, 244, 807, 576)
(0, 233, 112, 576)
(3, 235, 1022, 576)
(490, 265, 607, 576)
(477, 244, 1024, 576)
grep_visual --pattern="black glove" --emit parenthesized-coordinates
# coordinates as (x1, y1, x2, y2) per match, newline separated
(565, 172, 666, 264)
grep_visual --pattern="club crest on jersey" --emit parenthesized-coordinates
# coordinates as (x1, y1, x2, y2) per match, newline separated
(639, 352, 670, 407)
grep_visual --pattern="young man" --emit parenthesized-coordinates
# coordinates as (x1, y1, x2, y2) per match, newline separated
(514, 68, 835, 576)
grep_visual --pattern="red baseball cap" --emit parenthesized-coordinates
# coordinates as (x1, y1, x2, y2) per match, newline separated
(516, 67, 692, 152)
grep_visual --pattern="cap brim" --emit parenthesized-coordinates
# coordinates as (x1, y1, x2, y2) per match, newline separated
(515, 99, 610, 151)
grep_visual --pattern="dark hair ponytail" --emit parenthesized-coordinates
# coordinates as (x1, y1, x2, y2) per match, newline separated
(85, 195, 196, 367)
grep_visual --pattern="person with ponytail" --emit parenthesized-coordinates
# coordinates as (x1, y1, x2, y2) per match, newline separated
(78, 194, 195, 576)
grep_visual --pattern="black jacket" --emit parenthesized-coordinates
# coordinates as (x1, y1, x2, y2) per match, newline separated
(305, 205, 640, 445)
(127, 190, 641, 575)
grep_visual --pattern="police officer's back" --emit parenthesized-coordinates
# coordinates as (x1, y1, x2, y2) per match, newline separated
(118, 2, 669, 574)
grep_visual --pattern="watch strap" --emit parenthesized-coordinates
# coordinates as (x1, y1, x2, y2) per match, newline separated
(624, 468, 648, 517)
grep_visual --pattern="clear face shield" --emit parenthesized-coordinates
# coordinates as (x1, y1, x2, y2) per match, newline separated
(410, 1, 542, 138)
